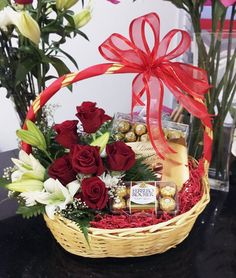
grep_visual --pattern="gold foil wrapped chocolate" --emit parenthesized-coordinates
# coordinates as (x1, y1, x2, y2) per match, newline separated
(134, 124, 147, 136)
(118, 121, 131, 133)
(113, 114, 150, 143)
(160, 184, 176, 197)
(160, 197, 176, 212)
(125, 131, 137, 142)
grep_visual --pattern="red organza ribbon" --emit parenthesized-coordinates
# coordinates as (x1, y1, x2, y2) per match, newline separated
(99, 13, 212, 160)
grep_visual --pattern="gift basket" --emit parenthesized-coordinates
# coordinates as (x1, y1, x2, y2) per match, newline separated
(2, 13, 213, 258)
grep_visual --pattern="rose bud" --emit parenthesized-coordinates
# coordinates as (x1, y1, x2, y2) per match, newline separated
(70, 145, 105, 176)
(106, 141, 136, 171)
(53, 120, 79, 149)
(81, 177, 108, 210)
(48, 154, 77, 185)
(76, 101, 111, 133)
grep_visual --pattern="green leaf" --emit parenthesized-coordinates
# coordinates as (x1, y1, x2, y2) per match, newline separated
(15, 59, 38, 86)
(73, 29, 89, 41)
(0, 178, 10, 188)
(0, 0, 8, 10)
(49, 46, 78, 69)
(49, 56, 71, 77)
(16, 204, 45, 219)
(76, 218, 90, 246)
(124, 157, 157, 181)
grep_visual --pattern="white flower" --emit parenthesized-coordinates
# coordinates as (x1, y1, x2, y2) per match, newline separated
(100, 173, 122, 189)
(0, 7, 40, 44)
(20, 178, 80, 219)
(11, 150, 45, 182)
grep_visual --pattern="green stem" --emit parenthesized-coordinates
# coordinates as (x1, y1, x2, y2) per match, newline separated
(43, 150, 53, 163)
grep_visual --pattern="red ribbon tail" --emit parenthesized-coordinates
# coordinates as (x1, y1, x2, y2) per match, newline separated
(144, 75, 176, 159)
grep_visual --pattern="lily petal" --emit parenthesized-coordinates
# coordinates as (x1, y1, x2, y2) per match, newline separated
(18, 11, 40, 44)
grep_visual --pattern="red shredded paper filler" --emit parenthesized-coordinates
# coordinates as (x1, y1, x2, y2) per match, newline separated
(90, 161, 203, 229)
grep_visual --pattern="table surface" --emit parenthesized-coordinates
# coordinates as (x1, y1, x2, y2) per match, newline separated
(0, 150, 236, 278)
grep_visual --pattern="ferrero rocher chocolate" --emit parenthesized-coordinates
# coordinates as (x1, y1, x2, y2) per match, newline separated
(118, 121, 131, 133)
(116, 186, 127, 198)
(134, 124, 147, 136)
(125, 131, 137, 142)
(112, 198, 126, 210)
(160, 197, 176, 212)
(160, 185, 176, 197)
(114, 133, 125, 141)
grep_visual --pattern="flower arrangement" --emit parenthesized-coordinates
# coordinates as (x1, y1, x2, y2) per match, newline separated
(0, 0, 92, 125)
(1, 101, 160, 237)
(0, 100, 205, 240)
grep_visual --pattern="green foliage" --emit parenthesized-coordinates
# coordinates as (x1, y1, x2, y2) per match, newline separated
(61, 208, 96, 245)
(124, 157, 157, 181)
(0, 0, 8, 10)
(0, 178, 9, 188)
(33, 126, 65, 167)
(80, 120, 114, 145)
(16, 204, 45, 219)
(0, 0, 90, 124)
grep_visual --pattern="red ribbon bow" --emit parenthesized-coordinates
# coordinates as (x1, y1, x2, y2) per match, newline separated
(99, 13, 212, 160)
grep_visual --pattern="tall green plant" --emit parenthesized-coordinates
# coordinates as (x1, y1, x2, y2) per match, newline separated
(0, 0, 91, 125)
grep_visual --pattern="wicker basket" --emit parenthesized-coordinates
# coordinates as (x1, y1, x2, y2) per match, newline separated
(43, 174, 209, 258)
(22, 61, 212, 257)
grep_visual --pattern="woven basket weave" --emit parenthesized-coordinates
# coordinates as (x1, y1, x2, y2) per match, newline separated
(43, 174, 209, 258)
(22, 65, 211, 258)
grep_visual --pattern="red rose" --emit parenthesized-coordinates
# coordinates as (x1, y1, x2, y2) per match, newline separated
(81, 177, 108, 209)
(76, 102, 111, 133)
(53, 120, 79, 149)
(70, 145, 104, 176)
(48, 154, 76, 185)
(14, 0, 33, 4)
(106, 141, 136, 171)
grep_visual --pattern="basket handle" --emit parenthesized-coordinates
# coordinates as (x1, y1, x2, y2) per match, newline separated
(22, 62, 212, 172)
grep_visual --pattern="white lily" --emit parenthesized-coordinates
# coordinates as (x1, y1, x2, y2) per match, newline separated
(0, 7, 40, 44)
(11, 150, 45, 182)
(27, 178, 80, 219)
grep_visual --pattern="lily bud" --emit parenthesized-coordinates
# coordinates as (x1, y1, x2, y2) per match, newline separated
(56, 0, 79, 11)
(18, 11, 40, 45)
(73, 8, 92, 28)
(6, 179, 44, 193)
(16, 120, 47, 151)
(90, 132, 110, 153)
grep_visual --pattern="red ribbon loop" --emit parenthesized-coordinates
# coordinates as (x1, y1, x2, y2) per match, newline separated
(99, 13, 212, 161)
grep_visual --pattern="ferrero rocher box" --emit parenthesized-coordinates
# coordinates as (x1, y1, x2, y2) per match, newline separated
(127, 141, 189, 191)
(112, 113, 190, 190)
(111, 181, 178, 215)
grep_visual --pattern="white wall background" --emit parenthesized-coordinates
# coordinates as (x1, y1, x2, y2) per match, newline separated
(0, 0, 184, 152)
